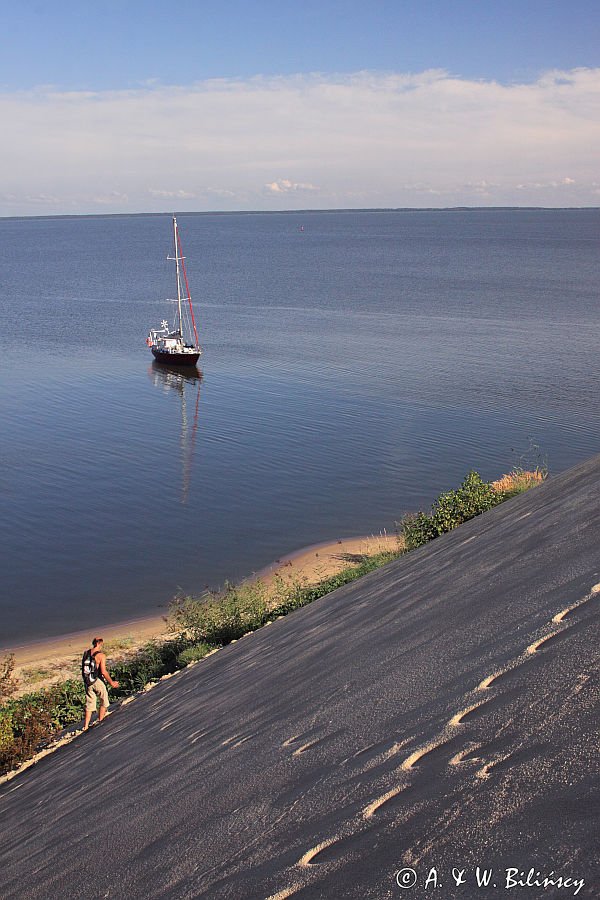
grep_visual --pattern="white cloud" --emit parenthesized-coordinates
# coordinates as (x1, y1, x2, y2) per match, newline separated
(0, 68, 598, 214)
(204, 188, 237, 198)
(149, 189, 197, 199)
(517, 177, 577, 190)
(89, 191, 130, 205)
(25, 193, 61, 205)
(264, 179, 320, 194)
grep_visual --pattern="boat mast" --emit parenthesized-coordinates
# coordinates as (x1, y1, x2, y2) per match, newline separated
(173, 215, 183, 336)
(175, 222, 200, 350)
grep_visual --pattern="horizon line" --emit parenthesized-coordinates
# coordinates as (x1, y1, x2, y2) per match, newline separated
(2, 205, 600, 223)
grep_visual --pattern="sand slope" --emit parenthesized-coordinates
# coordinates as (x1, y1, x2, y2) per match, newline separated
(0, 456, 598, 899)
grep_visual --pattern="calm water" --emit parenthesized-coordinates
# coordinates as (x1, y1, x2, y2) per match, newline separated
(1, 209, 599, 646)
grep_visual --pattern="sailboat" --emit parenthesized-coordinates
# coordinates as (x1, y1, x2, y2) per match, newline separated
(147, 216, 202, 366)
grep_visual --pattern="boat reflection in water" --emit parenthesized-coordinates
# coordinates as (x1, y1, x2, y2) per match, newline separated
(149, 362, 203, 504)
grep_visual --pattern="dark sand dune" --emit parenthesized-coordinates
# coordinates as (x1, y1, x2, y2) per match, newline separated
(1, 456, 598, 899)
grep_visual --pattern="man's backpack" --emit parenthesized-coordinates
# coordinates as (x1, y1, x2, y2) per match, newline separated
(82, 649, 98, 687)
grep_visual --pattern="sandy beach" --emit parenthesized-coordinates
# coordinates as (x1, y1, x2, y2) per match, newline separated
(7, 533, 399, 693)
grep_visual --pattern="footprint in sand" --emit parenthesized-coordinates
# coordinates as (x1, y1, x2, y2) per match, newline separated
(363, 783, 411, 818)
(292, 739, 321, 756)
(400, 734, 466, 772)
(526, 618, 590, 655)
(266, 886, 301, 900)
(282, 728, 344, 756)
(449, 700, 489, 726)
(219, 733, 255, 747)
(553, 586, 598, 623)
(448, 742, 488, 767)
(362, 712, 504, 820)
(477, 587, 597, 689)
(342, 737, 410, 771)
(449, 689, 519, 726)
(526, 630, 563, 655)
(282, 728, 319, 749)
(298, 830, 367, 867)
(298, 837, 339, 867)
(477, 670, 503, 690)
(475, 742, 549, 780)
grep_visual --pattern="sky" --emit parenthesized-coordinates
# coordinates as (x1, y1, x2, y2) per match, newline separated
(1, 0, 599, 215)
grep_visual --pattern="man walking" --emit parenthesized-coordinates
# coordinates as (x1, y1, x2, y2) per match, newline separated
(82, 636, 119, 730)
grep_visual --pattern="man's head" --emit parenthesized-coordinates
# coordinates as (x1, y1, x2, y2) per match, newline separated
(92, 636, 104, 648)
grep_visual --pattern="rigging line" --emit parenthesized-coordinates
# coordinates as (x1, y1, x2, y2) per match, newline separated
(177, 227, 200, 348)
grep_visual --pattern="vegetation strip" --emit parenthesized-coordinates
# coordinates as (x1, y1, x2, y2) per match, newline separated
(0, 468, 543, 776)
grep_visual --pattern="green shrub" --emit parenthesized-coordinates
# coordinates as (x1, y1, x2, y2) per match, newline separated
(433, 471, 501, 526)
(0, 693, 57, 773)
(0, 708, 13, 754)
(0, 679, 89, 772)
(401, 471, 505, 550)
(169, 580, 269, 645)
(110, 640, 181, 697)
(400, 511, 439, 551)
(46, 679, 86, 727)
(176, 643, 214, 668)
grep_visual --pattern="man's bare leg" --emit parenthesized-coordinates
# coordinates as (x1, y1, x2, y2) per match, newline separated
(98, 704, 108, 723)
(83, 708, 93, 730)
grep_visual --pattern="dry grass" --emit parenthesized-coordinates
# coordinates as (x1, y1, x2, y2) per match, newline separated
(14, 659, 80, 697)
(20, 665, 54, 686)
(491, 470, 545, 494)
(103, 636, 136, 654)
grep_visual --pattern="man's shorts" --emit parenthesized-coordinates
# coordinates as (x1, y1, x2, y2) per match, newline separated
(85, 679, 109, 712)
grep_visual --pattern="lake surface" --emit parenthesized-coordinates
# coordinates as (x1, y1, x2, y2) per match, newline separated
(1, 209, 599, 646)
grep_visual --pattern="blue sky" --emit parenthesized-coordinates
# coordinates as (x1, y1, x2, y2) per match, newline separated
(2, 0, 598, 88)
(0, 0, 600, 90)
(1, 1, 599, 214)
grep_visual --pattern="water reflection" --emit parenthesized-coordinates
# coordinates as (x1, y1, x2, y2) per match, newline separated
(149, 363, 203, 504)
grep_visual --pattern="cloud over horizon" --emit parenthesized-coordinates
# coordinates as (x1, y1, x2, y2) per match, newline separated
(1, 68, 599, 215)
(264, 179, 321, 194)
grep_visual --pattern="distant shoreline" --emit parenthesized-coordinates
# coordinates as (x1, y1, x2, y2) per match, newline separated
(2, 206, 598, 222)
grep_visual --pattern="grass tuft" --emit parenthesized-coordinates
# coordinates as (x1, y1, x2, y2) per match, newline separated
(491, 469, 545, 497)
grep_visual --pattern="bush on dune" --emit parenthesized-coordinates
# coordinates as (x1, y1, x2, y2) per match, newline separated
(399, 468, 545, 551)
(0, 684, 80, 773)
(169, 580, 270, 646)
(400, 471, 504, 550)
(176, 643, 214, 668)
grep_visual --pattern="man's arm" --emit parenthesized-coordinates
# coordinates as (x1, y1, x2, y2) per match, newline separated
(97, 653, 120, 689)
